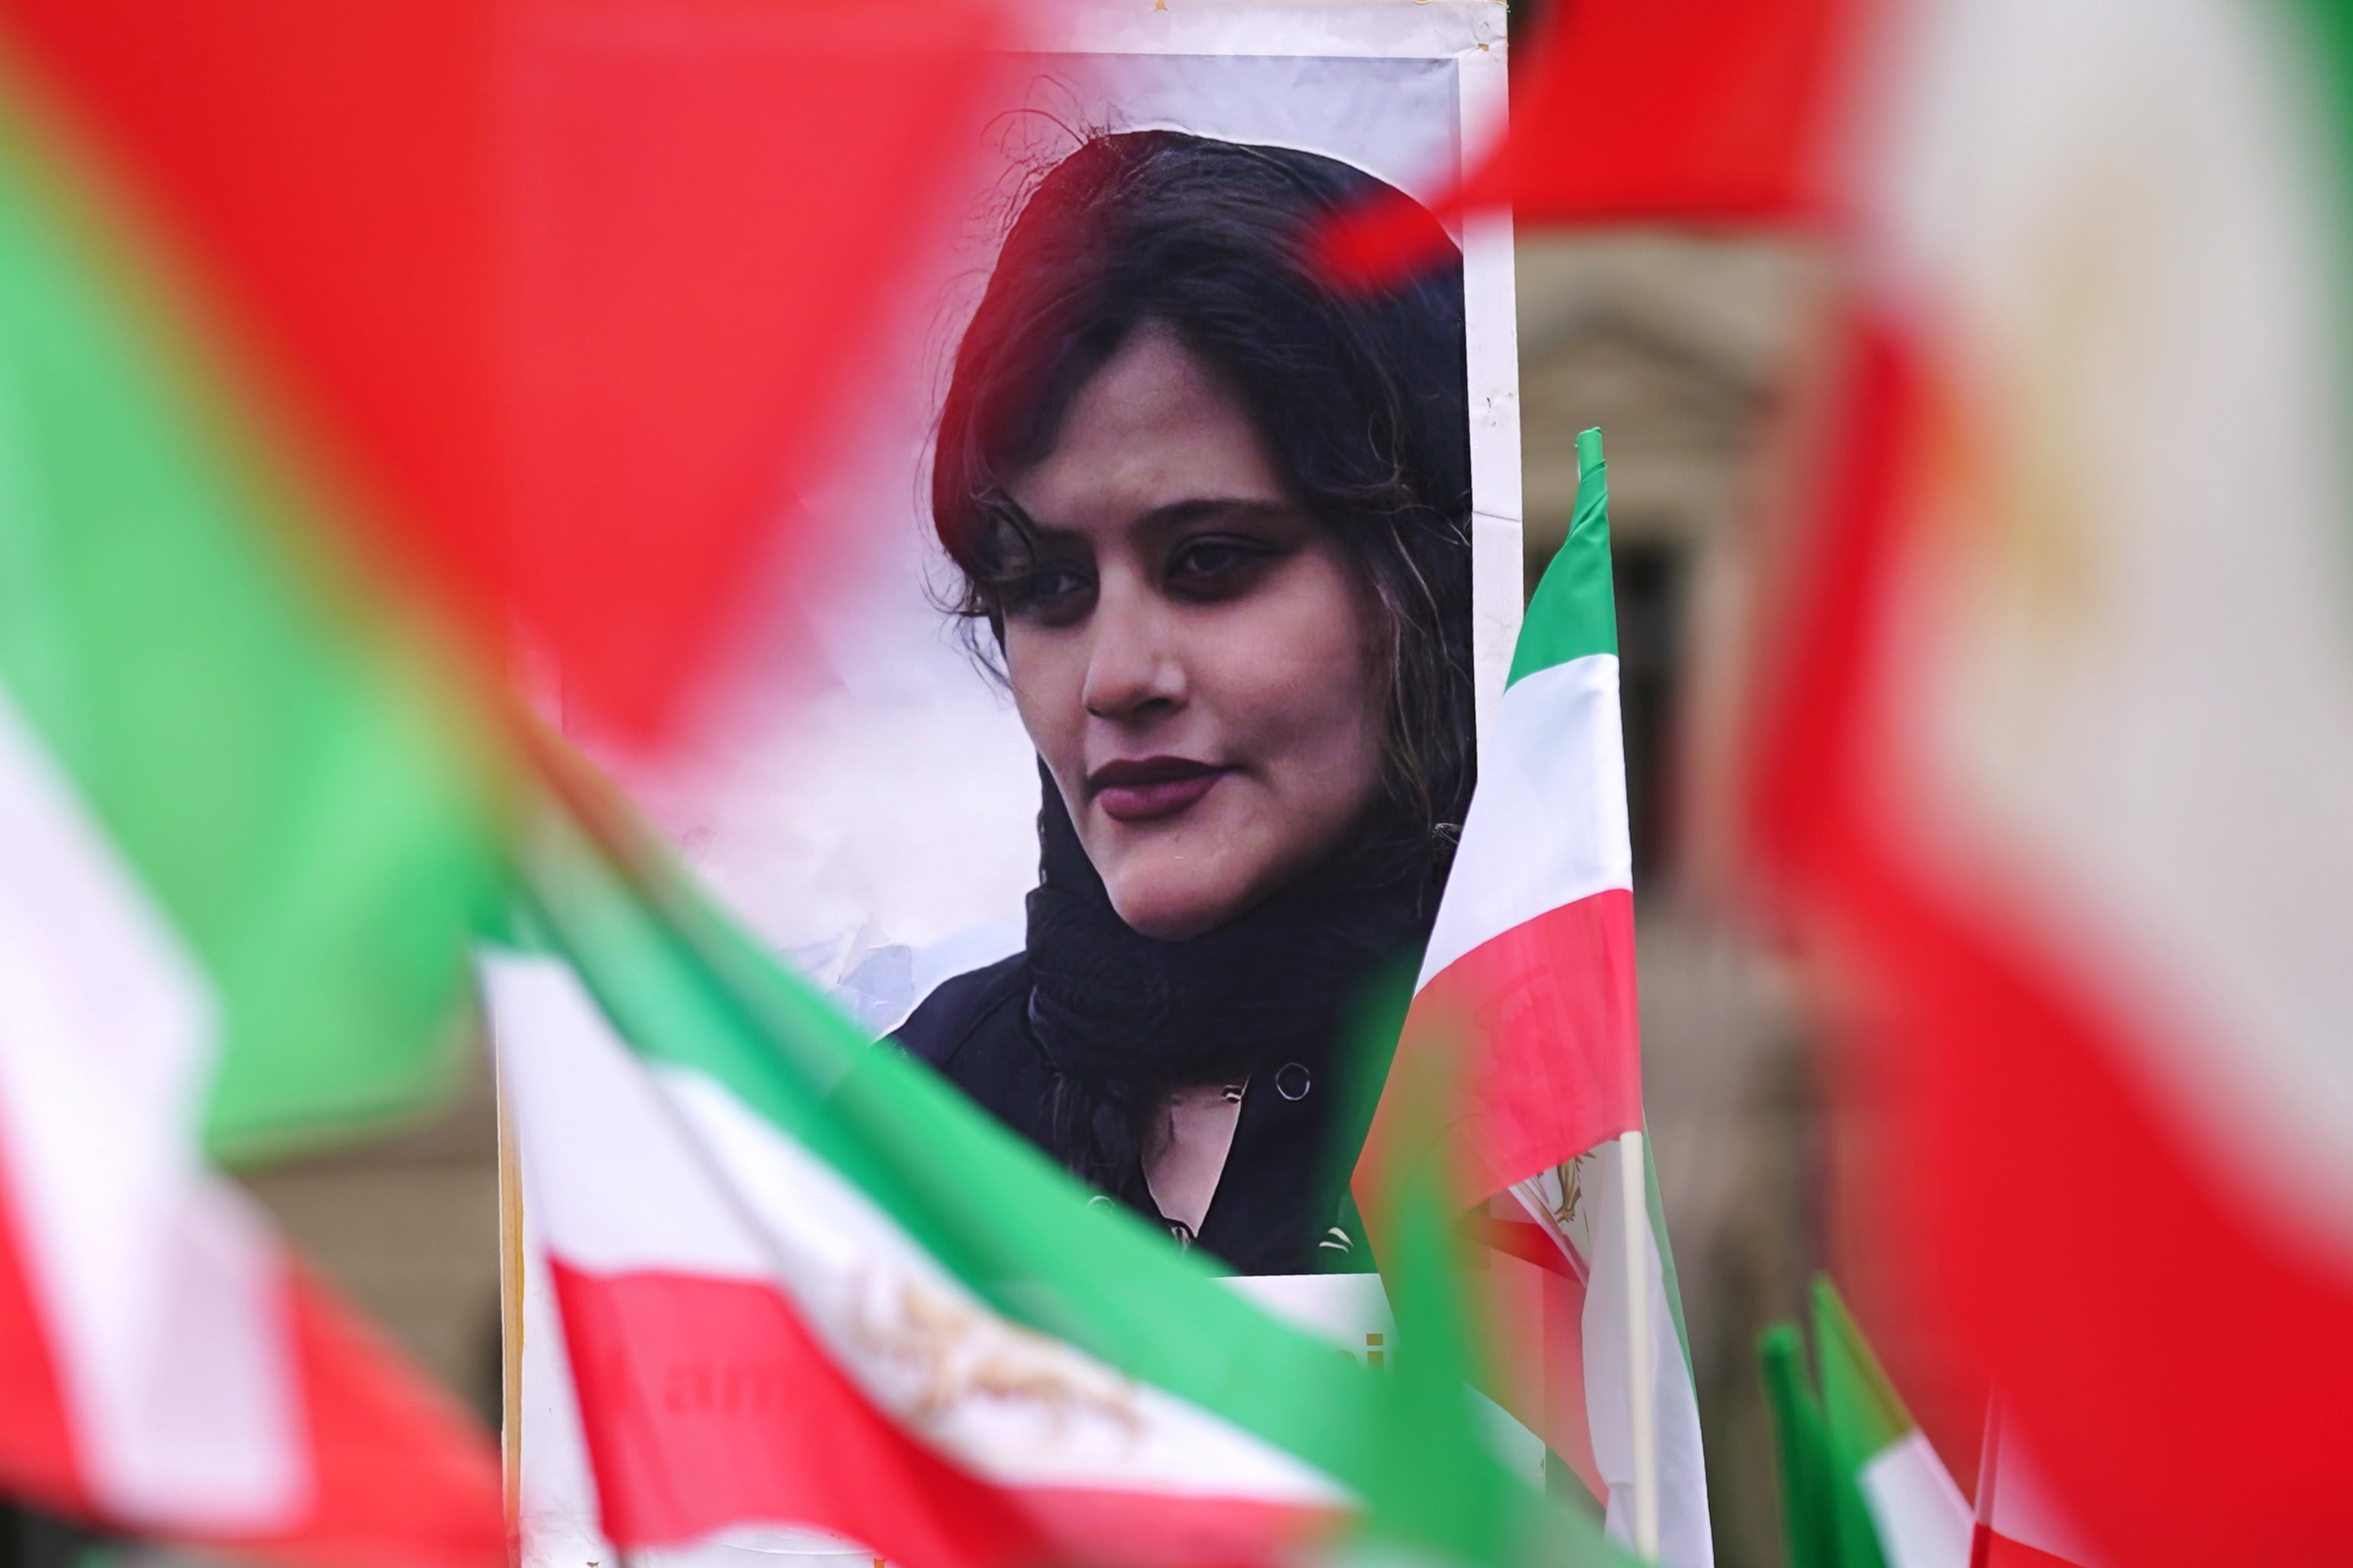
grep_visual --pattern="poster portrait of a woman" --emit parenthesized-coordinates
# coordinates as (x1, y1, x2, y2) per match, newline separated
(559, 24, 1512, 1295)
(894, 130, 1476, 1276)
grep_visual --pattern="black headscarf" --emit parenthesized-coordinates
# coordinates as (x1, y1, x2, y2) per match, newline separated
(1022, 769, 1433, 1205)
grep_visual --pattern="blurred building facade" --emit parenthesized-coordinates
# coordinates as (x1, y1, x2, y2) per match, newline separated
(1518, 232, 1830, 1566)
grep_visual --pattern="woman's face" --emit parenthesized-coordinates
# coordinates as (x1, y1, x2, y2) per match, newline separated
(1000, 323, 1387, 941)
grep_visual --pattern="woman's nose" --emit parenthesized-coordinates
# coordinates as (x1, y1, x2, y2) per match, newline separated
(1080, 578, 1184, 721)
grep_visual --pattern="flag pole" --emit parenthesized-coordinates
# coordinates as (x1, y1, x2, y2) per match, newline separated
(1619, 1128, 1661, 1559)
(1971, 1389, 2003, 1568)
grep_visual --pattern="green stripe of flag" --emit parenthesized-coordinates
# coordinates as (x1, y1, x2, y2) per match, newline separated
(1355, 1131, 1517, 1568)
(2284, 0, 2353, 571)
(1507, 426, 1617, 685)
(1760, 1324, 1842, 1568)
(1760, 1323, 1888, 1568)
(0, 49, 505, 1158)
(1645, 1135, 1696, 1379)
(1811, 1278, 1913, 1471)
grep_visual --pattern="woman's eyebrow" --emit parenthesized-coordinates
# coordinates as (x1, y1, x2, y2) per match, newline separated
(1130, 497, 1296, 532)
(1008, 496, 1295, 544)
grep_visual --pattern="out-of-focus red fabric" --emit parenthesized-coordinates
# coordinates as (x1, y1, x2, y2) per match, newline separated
(1317, 0, 1857, 284)
(1750, 311, 2353, 1566)
(0, 1138, 88, 1516)
(0, 0, 1012, 740)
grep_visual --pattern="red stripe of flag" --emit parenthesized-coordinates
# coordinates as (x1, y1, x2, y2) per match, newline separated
(1317, 0, 1859, 287)
(553, 1263, 1046, 1566)
(551, 1264, 1333, 1568)
(0, 1144, 90, 1516)
(0, 1152, 500, 1566)
(263, 1269, 507, 1568)
(1971, 1525, 2083, 1568)
(1363, 889, 1643, 1224)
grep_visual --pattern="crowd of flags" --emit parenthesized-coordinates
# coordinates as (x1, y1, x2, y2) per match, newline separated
(4, 0, 2351, 1565)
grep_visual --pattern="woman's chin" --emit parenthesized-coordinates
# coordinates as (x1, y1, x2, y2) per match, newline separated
(1104, 877, 1249, 943)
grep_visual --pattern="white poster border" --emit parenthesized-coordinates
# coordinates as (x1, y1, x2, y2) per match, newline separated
(503, 8, 1525, 1563)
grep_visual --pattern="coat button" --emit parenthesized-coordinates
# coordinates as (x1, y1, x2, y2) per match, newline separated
(1275, 1061, 1312, 1101)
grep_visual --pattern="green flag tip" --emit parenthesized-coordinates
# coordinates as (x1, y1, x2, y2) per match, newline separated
(1759, 1319, 1805, 1371)
(1576, 426, 1603, 470)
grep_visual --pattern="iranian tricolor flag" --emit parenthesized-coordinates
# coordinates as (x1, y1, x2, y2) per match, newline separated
(1755, 1280, 1965, 1568)
(0, 53, 505, 1566)
(1811, 1282, 1968, 1568)
(1356, 430, 1708, 1566)
(1344, 0, 2353, 1557)
(1743, 0, 2353, 1560)
(494, 778, 1434, 1568)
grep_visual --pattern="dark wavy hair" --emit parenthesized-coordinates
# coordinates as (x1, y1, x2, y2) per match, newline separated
(932, 129, 1476, 883)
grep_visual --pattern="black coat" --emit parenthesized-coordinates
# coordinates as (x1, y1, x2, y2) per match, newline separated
(893, 953, 1377, 1276)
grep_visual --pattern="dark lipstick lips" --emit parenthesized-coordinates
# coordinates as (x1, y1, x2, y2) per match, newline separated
(1088, 757, 1229, 824)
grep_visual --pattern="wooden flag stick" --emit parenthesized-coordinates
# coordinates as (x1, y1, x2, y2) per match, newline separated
(1619, 1128, 1661, 1559)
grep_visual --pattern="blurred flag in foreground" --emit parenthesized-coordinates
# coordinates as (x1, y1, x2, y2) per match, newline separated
(1335, 1, 2353, 1559)
(1757, 1279, 1968, 1568)
(1314, 0, 1849, 282)
(0, 56, 504, 1565)
(492, 756, 1629, 1568)
(1757, 1326, 1880, 1568)
(1357, 431, 1709, 1566)
(1744, 1, 2353, 1561)
(493, 811, 1344, 1568)
(1811, 1282, 1968, 1568)
(0, 0, 1015, 740)
(1797, 1279, 1967, 1568)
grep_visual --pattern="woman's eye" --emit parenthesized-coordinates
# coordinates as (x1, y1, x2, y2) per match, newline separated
(1168, 537, 1273, 595)
(1003, 565, 1092, 623)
